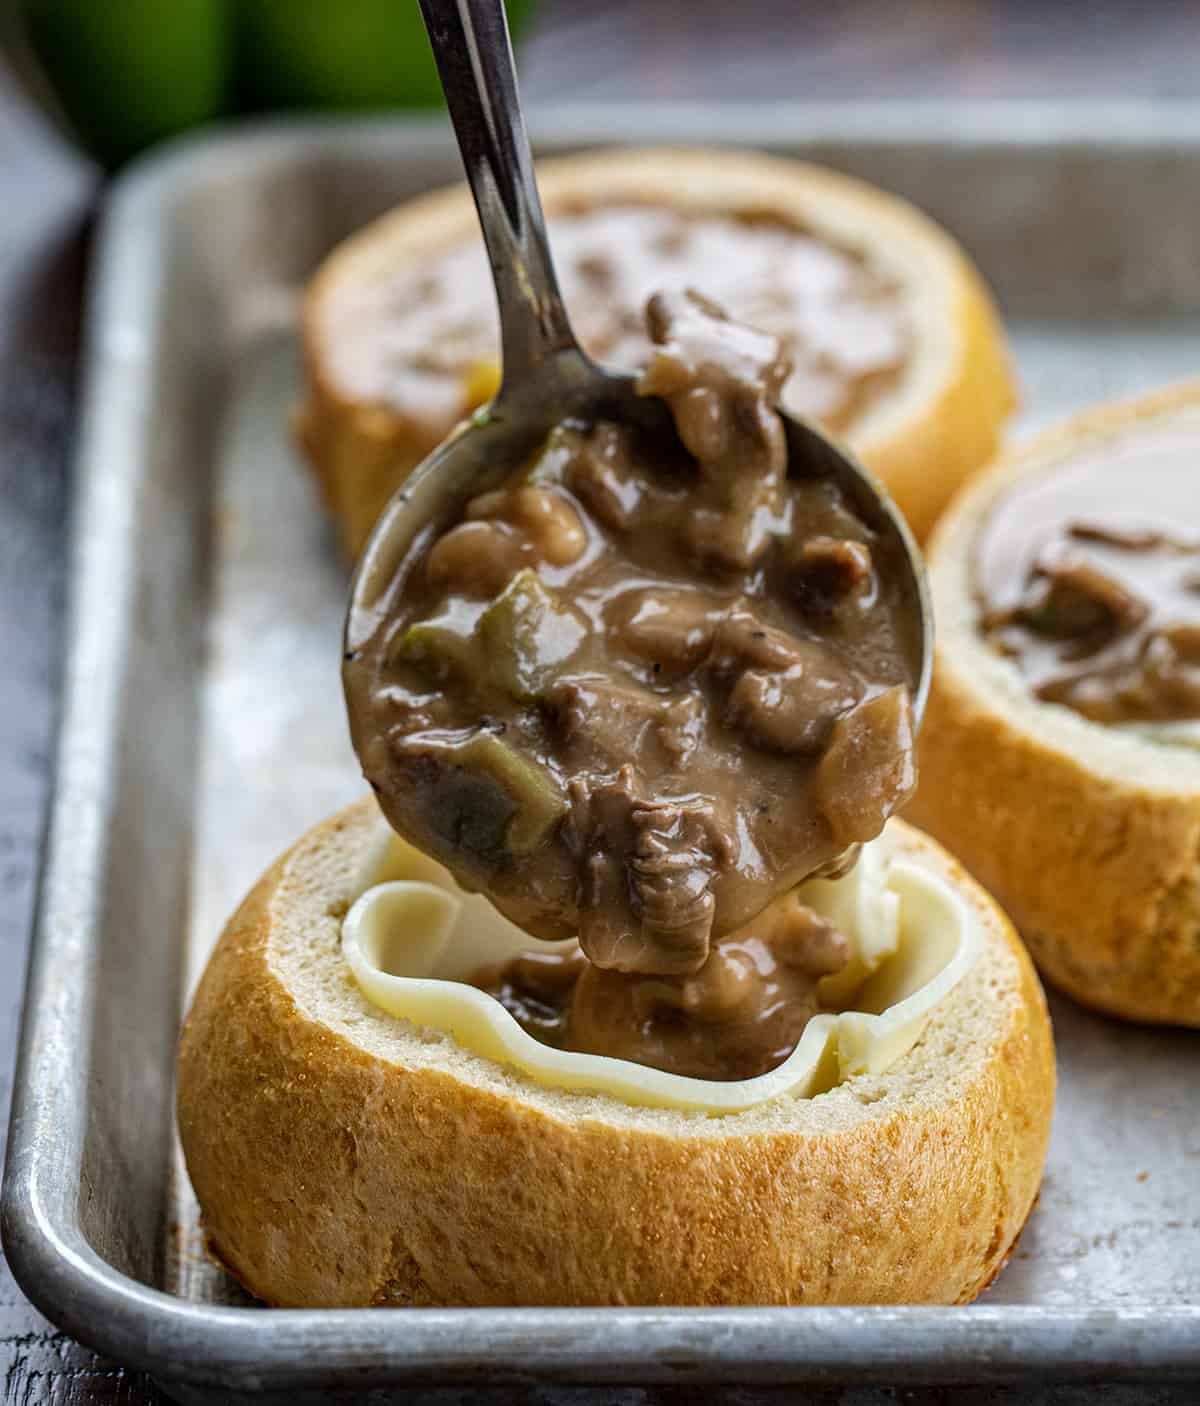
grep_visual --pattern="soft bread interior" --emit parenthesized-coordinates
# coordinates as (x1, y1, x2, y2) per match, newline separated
(268, 804, 1031, 1137)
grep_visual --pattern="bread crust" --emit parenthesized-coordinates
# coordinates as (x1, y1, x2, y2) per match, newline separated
(908, 381, 1200, 1026)
(177, 799, 1053, 1308)
(296, 147, 1016, 554)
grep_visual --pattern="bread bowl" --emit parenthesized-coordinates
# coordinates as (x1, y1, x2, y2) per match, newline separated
(296, 146, 1016, 554)
(908, 382, 1200, 1025)
(177, 798, 1053, 1308)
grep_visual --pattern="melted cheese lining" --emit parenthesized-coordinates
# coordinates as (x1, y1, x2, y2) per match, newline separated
(342, 827, 980, 1113)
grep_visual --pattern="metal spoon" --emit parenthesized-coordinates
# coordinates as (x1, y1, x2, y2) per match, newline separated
(345, 0, 932, 720)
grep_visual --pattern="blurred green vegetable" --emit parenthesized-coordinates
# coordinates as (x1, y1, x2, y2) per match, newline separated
(22, 0, 231, 168)
(17, 0, 539, 168)
(236, 0, 535, 112)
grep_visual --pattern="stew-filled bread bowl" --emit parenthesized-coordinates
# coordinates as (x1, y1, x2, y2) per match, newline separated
(181, 293, 1052, 1308)
(297, 146, 1015, 553)
(909, 383, 1200, 1025)
(177, 799, 1053, 1308)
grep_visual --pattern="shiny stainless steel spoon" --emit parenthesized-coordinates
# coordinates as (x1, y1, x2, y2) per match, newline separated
(345, 0, 932, 719)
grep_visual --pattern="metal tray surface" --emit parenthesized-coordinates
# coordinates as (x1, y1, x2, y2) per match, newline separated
(4, 105, 1200, 1399)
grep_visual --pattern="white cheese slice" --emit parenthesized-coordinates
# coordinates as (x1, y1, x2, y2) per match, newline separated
(342, 825, 980, 1114)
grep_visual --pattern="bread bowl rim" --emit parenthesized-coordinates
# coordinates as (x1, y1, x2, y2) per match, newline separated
(925, 378, 1200, 795)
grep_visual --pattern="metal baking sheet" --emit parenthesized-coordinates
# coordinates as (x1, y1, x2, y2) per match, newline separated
(4, 105, 1200, 1400)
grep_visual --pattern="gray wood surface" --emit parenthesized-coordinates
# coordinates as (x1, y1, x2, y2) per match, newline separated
(3, 2, 1200, 1402)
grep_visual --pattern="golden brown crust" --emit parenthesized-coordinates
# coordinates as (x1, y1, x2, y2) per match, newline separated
(177, 800, 1053, 1308)
(296, 147, 1016, 555)
(909, 380, 1200, 1026)
(860, 261, 1015, 544)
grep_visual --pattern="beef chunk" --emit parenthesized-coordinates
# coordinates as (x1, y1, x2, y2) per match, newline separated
(610, 587, 727, 673)
(815, 685, 916, 848)
(544, 677, 668, 770)
(568, 766, 730, 975)
(725, 664, 861, 754)
(788, 536, 875, 617)
(1020, 555, 1148, 640)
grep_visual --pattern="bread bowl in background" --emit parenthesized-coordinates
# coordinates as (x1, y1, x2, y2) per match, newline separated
(177, 799, 1054, 1308)
(909, 383, 1200, 1026)
(296, 147, 1016, 555)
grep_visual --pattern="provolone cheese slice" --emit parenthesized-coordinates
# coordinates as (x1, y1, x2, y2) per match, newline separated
(342, 827, 979, 1113)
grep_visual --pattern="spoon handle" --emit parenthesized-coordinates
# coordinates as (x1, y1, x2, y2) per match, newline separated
(418, 0, 580, 387)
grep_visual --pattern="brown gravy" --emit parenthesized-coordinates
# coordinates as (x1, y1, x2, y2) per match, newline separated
(975, 426, 1200, 724)
(346, 291, 917, 986)
(471, 892, 849, 1081)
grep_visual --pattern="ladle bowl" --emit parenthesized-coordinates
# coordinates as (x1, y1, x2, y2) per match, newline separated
(346, 0, 932, 725)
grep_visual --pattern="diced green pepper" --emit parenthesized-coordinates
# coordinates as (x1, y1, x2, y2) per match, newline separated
(477, 568, 586, 702)
(416, 732, 567, 860)
(392, 598, 485, 677)
(458, 733, 567, 853)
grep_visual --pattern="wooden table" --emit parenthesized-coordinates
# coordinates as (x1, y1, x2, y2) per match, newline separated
(3, 2, 1200, 1401)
